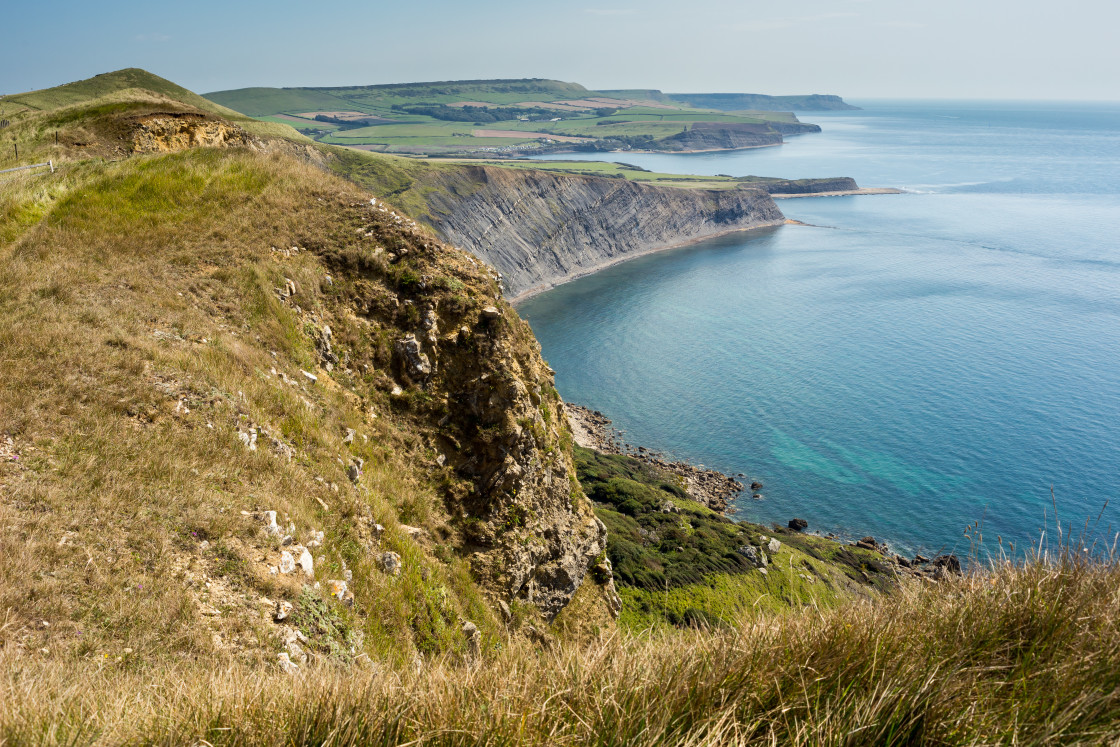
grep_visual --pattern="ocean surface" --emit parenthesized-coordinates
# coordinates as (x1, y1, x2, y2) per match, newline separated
(519, 100, 1120, 559)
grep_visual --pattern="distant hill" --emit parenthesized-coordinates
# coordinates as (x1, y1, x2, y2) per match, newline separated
(205, 78, 593, 118)
(667, 92, 860, 111)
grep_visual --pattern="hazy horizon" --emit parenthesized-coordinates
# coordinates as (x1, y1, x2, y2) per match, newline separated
(4, 0, 1119, 102)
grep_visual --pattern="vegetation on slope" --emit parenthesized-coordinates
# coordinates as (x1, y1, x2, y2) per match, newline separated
(574, 447, 896, 630)
(0, 76, 615, 673)
(2, 556, 1118, 744)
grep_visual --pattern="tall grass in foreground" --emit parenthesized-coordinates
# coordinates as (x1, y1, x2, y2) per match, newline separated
(3, 555, 1118, 745)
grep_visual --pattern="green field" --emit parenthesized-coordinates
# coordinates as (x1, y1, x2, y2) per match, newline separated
(203, 78, 819, 156)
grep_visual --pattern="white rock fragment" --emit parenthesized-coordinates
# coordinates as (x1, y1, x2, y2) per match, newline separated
(277, 652, 300, 675)
(327, 579, 348, 601)
(263, 511, 280, 536)
(279, 551, 296, 575)
(297, 548, 314, 577)
(301, 370, 318, 383)
(768, 538, 781, 554)
(275, 600, 293, 621)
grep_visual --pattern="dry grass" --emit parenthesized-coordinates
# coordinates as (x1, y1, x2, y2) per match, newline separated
(1, 557, 1118, 745)
(1, 146, 508, 669)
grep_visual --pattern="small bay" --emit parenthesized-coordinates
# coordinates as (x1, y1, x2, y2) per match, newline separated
(519, 101, 1120, 557)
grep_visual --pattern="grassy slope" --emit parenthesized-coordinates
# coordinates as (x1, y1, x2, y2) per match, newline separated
(3, 557, 1118, 744)
(574, 447, 894, 630)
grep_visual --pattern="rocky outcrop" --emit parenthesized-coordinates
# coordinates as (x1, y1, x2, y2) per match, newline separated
(763, 177, 859, 195)
(129, 112, 253, 153)
(417, 165, 785, 298)
(653, 122, 784, 151)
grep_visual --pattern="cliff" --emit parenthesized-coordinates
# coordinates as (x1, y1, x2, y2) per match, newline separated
(1, 76, 618, 668)
(763, 177, 859, 194)
(394, 164, 786, 299)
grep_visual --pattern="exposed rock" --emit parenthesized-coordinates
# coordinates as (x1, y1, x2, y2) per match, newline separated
(788, 518, 808, 531)
(294, 549, 313, 577)
(480, 306, 501, 321)
(394, 335, 431, 383)
(301, 370, 318, 383)
(767, 538, 781, 554)
(275, 600, 293, 621)
(327, 579, 348, 601)
(343, 428, 356, 445)
(737, 545, 762, 566)
(420, 165, 785, 298)
(462, 621, 481, 661)
(751, 481, 764, 491)
(277, 652, 299, 675)
(378, 551, 402, 576)
(932, 554, 962, 574)
(279, 551, 296, 575)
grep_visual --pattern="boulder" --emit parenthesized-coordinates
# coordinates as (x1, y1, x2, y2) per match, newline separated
(767, 538, 781, 554)
(275, 600, 293, 621)
(378, 551, 402, 576)
(788, 518, 808, 531)
(279, 551, 296, 575)
(750, 481, 764, 491)
(394, 335, 431, 382)
(296, 548, 314, 577)
(327, 579, 348, 601)
(277, 652, 299, 675)
(462, 621, 481, 661)
(932, 554, 962, 574)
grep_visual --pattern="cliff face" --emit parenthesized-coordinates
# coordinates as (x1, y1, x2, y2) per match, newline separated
(415, 165, 786, 298)
(764, 177, 859, 195)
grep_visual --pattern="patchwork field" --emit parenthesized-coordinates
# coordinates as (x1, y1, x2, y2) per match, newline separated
(204, 78, 824, 156)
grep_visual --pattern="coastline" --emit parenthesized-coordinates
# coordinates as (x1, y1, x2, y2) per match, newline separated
(772, 187, 904, 199)
(509, 219, 785, 304)
(564, 403, 746, 513)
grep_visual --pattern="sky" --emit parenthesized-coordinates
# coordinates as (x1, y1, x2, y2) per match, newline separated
(4, 0, 1119, 101)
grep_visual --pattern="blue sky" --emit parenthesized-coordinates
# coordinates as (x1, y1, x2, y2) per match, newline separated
(4, 0, 1118, 100)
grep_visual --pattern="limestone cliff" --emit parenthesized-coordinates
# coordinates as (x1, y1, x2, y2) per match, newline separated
(412, 165, 786, 298)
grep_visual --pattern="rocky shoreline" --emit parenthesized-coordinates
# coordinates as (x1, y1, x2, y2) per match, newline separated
(564, 403, 747, 513)
(565, 403, 962, 579)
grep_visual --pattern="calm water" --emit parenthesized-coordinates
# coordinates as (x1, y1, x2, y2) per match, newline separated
(520, 101, 1120, 559)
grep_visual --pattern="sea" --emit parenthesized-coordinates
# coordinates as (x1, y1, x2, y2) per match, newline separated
(518, 100, 1120, 560)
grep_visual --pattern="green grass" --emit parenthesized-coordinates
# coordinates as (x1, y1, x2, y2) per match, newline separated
(573, 447, 895, 630)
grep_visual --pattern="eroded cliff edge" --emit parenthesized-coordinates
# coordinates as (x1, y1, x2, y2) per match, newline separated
(392, 164, 787, 299)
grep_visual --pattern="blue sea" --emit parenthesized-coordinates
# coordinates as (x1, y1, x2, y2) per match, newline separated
(519, 101, 1120, 559)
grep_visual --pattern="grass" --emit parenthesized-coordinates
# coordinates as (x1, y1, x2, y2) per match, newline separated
(573, 447, 894, 630)
(0, 140, 547, 669)
(2, 555, 1119, 744)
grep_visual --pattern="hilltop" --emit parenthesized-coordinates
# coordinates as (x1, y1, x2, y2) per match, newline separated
(2, 70, 1118, 745)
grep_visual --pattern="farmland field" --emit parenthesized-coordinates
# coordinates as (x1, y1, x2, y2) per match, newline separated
(205, 78, 821, 156)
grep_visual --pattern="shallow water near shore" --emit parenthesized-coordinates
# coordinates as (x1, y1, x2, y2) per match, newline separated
(520, 101, 1120, 558)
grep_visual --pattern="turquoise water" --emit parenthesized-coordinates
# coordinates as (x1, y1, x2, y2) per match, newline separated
(519, 101, 1120, 558)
